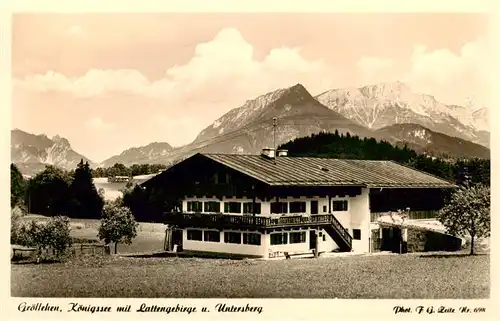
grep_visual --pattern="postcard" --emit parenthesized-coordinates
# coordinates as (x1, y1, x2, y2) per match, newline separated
(3, 0, 497, 320)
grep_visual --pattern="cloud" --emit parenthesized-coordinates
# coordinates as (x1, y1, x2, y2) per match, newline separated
(356, 56, 397, 85)
(85, 117, 114, 130)
(406, 38, 490, 107)
(16, 69, 151, 97)
(354, 38, 490, 107)
(14, 28, 333, 103)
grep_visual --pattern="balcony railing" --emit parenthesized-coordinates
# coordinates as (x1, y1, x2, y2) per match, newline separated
(164, 212, 352, 248)
(370, 210, 439, 222)
(166, 212, 339, 228)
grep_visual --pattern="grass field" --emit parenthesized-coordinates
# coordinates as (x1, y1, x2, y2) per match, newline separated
(19, 215, 166, 254)
(11, 253, 489, 298)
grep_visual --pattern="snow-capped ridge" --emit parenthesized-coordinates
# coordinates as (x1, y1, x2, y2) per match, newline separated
(315, 81, 489, 147)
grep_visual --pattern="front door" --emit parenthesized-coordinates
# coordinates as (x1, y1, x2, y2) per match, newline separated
(172, 229, 183, 251)
(380, 227, 402, 253)
(310, 200, 318, 215)
(309, 230, 317, 250)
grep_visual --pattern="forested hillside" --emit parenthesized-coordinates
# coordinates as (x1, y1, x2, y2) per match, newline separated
(278, 131, 490, 186)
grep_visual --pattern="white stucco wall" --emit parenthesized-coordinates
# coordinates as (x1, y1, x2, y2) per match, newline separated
(180, 190, 371, 254)
(181, 227, 342, 258)
(318, 228, 341, 252)
(182, 228, 268, 257)
(183, 196, 333, 216)
(183, 196, 269, 216)
(268, 228, 340, 255)
(349, 188, 371, 253)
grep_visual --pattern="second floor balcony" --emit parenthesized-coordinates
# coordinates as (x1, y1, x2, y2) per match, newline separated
(165, 212, 338, 230)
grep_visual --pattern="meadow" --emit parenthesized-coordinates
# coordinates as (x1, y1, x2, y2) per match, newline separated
(19, 214, 166, 254)
(11, 253, 490, 298)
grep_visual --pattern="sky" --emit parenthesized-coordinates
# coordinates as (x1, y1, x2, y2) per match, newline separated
(11, 13, 491, 162)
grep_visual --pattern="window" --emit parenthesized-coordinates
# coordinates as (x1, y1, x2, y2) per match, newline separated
(204, 201, 220, 213)
(224, 202, 241, 214)
(323, 205, 327, 213)
(270, 202, 288, 214)
(311, 200, 318, 214)
(224, 232, 241, 244)
(187, 201, 203, 212)
(353, 229, 361, 240)
(187, 229, 203, 241)
(216, 172, 231, 184)
(289, 231, 306, 244)
(243, 202, 261, 215)
(270, 232, 288, 245)
(204, 230, 220, 242)
(242, 233, 261, 245)
(289, 201, 306, 213)
(332, 200, 348, 211)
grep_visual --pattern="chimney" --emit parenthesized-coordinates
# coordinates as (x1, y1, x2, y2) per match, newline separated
(277, 149, 288, 157)
(261, 148, 276, 159)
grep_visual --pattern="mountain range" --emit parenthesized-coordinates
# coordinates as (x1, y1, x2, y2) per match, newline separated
(99, 142, 174, 168)
(12, 81, 490, 176)
(11, 129, 92, 176)
(315, 81, 489, 147)
(375, 123, 490, 159)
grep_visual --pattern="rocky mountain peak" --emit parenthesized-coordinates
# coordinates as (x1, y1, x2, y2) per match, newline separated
(52, 135, 71, 147)
(11, 129, 93, 176)
(360, 81, 411, 99)
(276, 83, 316, 104)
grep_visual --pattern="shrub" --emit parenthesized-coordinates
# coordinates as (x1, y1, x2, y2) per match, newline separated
(12, 216, 73, 262)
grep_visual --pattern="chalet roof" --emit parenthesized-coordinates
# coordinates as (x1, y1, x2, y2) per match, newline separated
(201, 153, 456, 188)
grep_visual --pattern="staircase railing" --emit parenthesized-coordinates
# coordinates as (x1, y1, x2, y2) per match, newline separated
(324, 214, 352, 249)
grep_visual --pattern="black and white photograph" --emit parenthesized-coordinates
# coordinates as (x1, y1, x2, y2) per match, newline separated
(6, 1, 496, 318)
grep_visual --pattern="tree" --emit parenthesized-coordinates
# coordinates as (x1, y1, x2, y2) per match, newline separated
(44, 216, 73, 257)
(13, 216, 72, 261)
(98, 203, 138, 254)
(111, 163, 130, 177)
(11, 164, 26, 208)
(69, 159, 104, 219)
(92, 167, 105, 178)
(11, 207, 25, 245)
(437, 184, 490, 255)
(25, 165, 72, 216)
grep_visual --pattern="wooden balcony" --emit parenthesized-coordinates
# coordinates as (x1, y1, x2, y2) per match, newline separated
(164, 212, 352, 250)
(166, 212, 326, 227)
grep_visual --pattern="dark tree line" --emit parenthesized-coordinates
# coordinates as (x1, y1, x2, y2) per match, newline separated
(280, 131, 418, 163)
(279, 131, 490, 186)
(92, 163, 168, 178)
(11, 164, 26, 208)
(10, 160, 170, 222)
(11, 160, 104, 219)
(122, 185, 176, 222)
